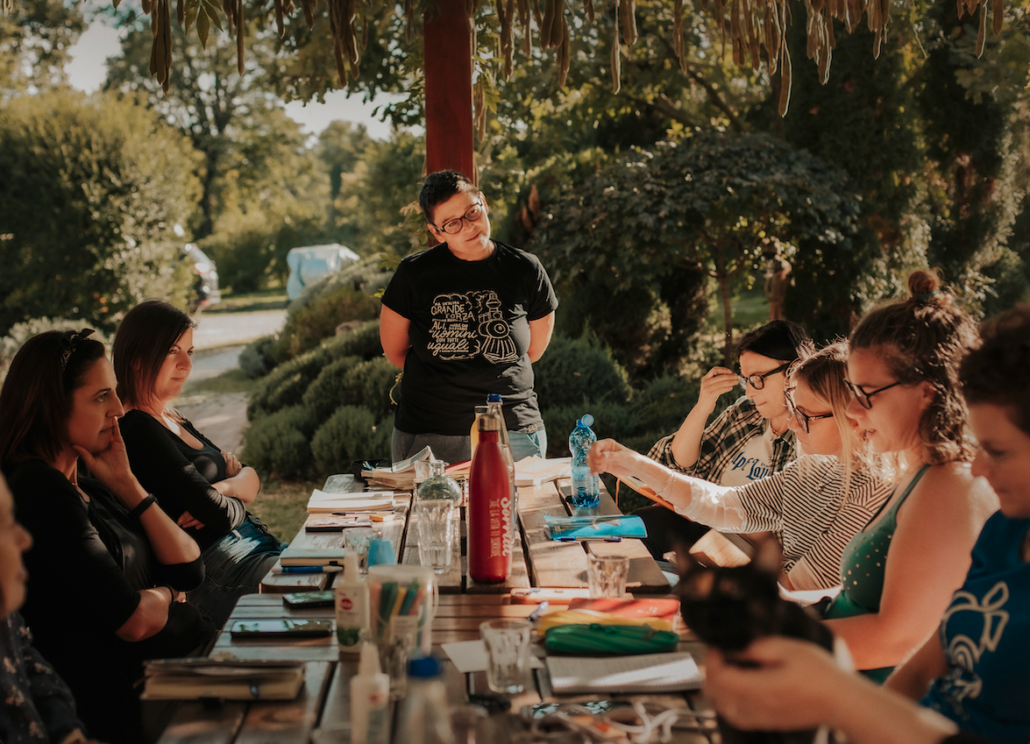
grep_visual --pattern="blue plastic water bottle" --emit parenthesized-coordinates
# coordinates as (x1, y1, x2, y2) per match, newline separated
(569, 414, 600, 508)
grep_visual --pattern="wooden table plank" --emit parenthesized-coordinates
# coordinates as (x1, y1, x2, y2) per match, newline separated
(155, 701, 246, 744)
(233, 661, 331, 744)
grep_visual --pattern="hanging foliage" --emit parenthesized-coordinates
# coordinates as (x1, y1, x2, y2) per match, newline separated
(8, 0, 1006, 115)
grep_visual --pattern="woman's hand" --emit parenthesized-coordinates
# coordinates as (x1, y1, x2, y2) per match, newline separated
(72, 419, 143, 506)
(222, 450, 242, 477)
(588, 439, 643, 480)
(697, 366, 740, 413)
(177, 511, 205, 530)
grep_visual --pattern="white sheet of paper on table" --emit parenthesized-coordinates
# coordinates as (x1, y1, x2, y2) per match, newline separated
(545, 652, 703, 694)
(306, 490, 397, 512)
(441, 640, 545, 673)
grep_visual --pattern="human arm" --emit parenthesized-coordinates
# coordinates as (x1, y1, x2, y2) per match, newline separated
(527, 311, 555, 363)
(823, 465, 998, 669)
(665, 367, 740, 470)
(211, 467, 260, 503)
(885, 632, 950, 700)
(75, 419, 200, 567)
(121, 411, 247, 532)
(588, 439, 747, 529)
(705, 636, 960, 744)
(380, 304, 412, 368)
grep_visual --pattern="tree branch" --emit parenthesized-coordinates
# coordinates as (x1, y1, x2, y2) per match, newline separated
(617, 90, 697, 128)
(654, 34, 745, 134)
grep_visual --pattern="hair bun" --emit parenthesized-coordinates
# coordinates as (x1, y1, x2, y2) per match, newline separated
(908, 268, 945, 302)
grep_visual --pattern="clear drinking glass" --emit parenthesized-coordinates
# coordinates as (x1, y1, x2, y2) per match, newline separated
(480, 619, 532, 694)
(418, 498, 456, 573)
(587, 554, 630, 598)
(343, 527, 381, 575)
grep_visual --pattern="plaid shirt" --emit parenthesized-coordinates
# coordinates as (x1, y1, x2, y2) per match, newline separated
(647, 396, 798, 483)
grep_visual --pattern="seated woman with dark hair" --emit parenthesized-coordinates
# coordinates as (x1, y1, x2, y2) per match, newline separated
(113, 300, 283, 627)
(0, 330, 213, 744)
(635, 319, 815, 560)
(0, 473, 102, 744)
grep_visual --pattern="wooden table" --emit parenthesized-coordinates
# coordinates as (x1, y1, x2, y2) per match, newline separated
(157, 593, 720, 744)
(156, 474, 709, 743)
(260, 474, 671, 596)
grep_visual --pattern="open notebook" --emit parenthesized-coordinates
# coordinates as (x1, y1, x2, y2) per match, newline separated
(306, 489, 396, 513)
(545, 652, 703, 694)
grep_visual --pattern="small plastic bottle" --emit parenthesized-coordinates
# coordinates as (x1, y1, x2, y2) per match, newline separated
(335, 552, 369, 652)
(393, 656, 456, 744)
(350, 643, 390, 744)
(569, 414, 600, 508)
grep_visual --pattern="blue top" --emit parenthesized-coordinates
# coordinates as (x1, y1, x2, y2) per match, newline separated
(920, 510, 1030, 744)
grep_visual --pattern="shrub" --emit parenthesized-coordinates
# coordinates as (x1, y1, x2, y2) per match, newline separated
(301, 356, 362, 423)
(242, 405, 319, 478)
(533, 334, 632, 411)
(323, 319, 384, 362)
(1, 318, 111, 383)
(247, 345, 335, 419)
(239, 335, 278, 379)
(0, 91, 199, 336)
(629, 375, 701, 442)
(540, 401, 638, 459)
(311, 405, 383, 474)
(340, 358, 398, 418)
(273, 285, 382, 362)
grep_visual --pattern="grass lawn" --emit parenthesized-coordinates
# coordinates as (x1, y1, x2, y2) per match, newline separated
(249, 478, 322, 544)
(205, 288, 288, 314)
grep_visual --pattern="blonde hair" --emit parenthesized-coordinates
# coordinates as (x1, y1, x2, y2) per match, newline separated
(789, 341, 878, 499)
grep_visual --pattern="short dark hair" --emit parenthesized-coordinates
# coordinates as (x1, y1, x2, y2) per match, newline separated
(418, 171, 480, 226)
(0, 331, 106, 464)
(736, 320, 814, 363)
(960, 302, 1030, 436)
(113, 299, 195, 409)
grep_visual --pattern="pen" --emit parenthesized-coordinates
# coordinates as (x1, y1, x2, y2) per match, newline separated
(527, 601, 549, 622)
(275, 566, 344, 573)
(557, 536, 623, 542)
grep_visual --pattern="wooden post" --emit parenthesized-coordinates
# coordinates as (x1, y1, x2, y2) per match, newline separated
(423, 0, 476, 183)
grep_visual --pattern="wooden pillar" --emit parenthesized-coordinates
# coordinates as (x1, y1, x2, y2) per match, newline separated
(423, 0, 476, 183)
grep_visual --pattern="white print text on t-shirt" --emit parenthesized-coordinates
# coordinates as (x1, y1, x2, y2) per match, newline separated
(427, 290, 518, 364)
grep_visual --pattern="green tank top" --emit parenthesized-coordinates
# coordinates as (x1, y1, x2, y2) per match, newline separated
(824, 465, 930, 683)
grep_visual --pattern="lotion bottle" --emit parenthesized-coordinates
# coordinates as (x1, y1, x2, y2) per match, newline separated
(335, 552, 369, 652)
(351, 642, 391, 744)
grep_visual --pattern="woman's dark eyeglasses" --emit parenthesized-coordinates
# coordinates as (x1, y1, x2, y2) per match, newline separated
(738, 362, 790, 391)
(785, 389, 834, 434)
(844, 379, 903, 409)
(432, 202, 484, 235)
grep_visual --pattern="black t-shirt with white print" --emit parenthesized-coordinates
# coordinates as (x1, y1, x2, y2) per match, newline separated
(380, 240, 558, 436)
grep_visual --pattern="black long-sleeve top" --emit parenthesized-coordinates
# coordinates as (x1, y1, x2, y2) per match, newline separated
(3, 458, 211, 744)
(120, 409, 247, 550)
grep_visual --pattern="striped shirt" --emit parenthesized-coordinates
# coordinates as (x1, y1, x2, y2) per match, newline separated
(648, 396, 797, 483)
(663, 454, 894, 591)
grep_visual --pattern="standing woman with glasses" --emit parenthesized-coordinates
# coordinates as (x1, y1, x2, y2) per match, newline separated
(379, 171, 559, 464)
(635, 320, 814, 561)
(0, 330, 213, 744)
(590, 342, 895, 590)
(820, 269, 997, 681)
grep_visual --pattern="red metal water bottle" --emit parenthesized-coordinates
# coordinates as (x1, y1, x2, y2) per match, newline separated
(468, 410, 513, 583)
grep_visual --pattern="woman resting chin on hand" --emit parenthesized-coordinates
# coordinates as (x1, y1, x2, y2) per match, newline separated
(0, 329, 213, 744)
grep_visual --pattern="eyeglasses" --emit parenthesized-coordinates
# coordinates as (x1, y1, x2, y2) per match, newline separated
(430, 202, 485, 235)
(844, 379, 903, 409)
(785, 388, 834, 434)
(738, 362, 790, 391)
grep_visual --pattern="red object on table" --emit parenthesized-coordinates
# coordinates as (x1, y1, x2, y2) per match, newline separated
(468, 428, 513, 583)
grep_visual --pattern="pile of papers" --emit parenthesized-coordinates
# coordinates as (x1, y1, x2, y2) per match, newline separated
(514, 456, 571, 486)
(306, 489, 396, 513)
(141, 659, 306, 701)
(361, 446, 433, 490)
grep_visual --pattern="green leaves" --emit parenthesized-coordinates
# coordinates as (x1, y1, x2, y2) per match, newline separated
(183, 0, 224, 47)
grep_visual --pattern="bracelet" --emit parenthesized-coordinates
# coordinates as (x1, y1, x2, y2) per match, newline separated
(127, 494, 157, 520)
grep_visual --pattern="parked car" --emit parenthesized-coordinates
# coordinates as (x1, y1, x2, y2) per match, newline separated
(286, 244, 359, 300)
(183, 243, 221, 313)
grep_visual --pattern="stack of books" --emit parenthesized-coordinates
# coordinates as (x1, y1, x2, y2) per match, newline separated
(141, 659, 306, 701)
(361, 446, 433, 490)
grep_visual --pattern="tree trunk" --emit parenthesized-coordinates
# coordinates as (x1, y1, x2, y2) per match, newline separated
(718, 272, 734, 365)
